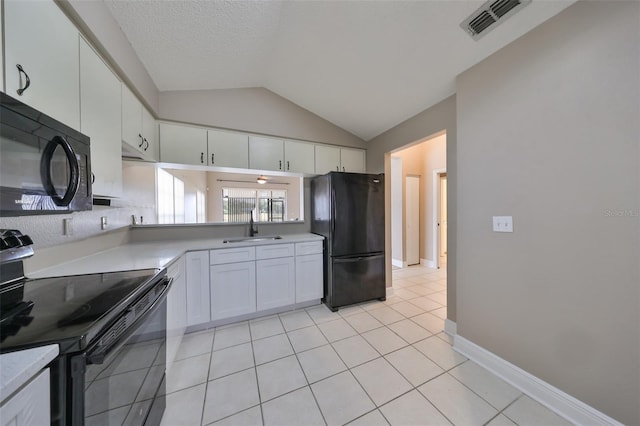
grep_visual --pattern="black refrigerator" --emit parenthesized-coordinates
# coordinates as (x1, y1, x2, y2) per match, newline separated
(310, 172, 386, 311)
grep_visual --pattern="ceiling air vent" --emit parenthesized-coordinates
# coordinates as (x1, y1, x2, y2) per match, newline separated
(461, 0, 531, 40)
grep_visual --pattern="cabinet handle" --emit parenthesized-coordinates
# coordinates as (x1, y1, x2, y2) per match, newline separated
(343, 166, 345, 172)
(211, 153, 214, 164)
(138, 134, 144, 148)
(336, 166, 339, 171)
(91, 172, 96, 184)
(287, 161, 290, 171)
(279, 160, 282, 170)
(143, 138, 149, 151)
(16, 64, 31, 96)
(200, 152, 204, 163)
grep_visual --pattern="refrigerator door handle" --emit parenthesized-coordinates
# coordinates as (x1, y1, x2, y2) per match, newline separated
(333, 253, 385, 263)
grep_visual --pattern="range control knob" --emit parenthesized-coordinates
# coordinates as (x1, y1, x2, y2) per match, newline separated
(3, 235, 22, 248)
(18, 235, 33, 246)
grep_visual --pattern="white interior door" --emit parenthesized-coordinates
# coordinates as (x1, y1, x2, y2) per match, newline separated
(440, 175, 448, 258)
(406, 176, 420, 266)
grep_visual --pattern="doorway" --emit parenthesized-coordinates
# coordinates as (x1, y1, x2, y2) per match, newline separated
(406, 175, 420, 266)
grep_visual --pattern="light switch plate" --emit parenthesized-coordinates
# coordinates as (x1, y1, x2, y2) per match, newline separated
(493, 216, 513, 232)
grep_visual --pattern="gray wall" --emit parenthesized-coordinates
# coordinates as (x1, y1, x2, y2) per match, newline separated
(158, 87, 365, 148)
(456, 1, 639, 424)
(367, 95, 457, 321)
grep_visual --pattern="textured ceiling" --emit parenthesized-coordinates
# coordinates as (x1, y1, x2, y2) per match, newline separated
(104, 0, 575, 141)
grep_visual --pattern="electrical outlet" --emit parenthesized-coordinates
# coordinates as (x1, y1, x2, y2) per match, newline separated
(492, 216, 513, 232)
(101, 216, 108, 230)
(63, 218, 73, 236)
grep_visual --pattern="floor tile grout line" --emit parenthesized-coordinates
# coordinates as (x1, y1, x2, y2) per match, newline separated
(197, 330, 217, 426)
(246, 320, 266, 426)
(275, 312, 329, 426)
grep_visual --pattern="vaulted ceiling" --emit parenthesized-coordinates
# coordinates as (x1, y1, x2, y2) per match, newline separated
(104, 0, 575, 141)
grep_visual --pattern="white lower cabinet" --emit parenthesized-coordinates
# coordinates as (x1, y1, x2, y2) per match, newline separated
(185, 251, 211, 327)
(166, 256, 187, 370)
(185, 239, 323, 325)
(256, 257, 295, 310)
(0, 368, 50, 426)
(210, 261, 256, 320)
(295, 254, 324, 303)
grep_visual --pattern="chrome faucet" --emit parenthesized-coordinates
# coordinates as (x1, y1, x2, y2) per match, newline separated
(249, 211, 258, 237)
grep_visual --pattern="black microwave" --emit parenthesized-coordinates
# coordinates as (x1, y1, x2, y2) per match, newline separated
(0, 92, 92, 215)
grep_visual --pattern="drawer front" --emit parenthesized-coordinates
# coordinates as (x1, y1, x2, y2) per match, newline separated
(295, 241, 323, 256)
(210, 247, 256, 265)
(256, 243, 295, 260)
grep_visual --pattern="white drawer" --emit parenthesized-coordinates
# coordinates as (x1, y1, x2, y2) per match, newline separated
(295, 241, 323, 256)
(210, 247, 256, 265)
(256, 243, 295, 260)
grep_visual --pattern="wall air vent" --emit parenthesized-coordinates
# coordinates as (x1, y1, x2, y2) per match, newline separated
(461, 0, 532, 40)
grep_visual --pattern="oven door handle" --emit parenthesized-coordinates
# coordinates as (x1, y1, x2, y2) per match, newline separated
(86, 277, 172, 365)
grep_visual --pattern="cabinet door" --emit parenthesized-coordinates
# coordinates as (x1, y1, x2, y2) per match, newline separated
(141, 107, 158, 161)
(122, 84, 143, 151)
(249, 136, 284, 171)
(208, 129, 249, 168)
(79, 37, 122, 198)
(0, 369, 50, 426)
(295, 254, 324, 303)
(4, 0, 80, 130)
(315, 145, 341, 174)
(210, 261, 256, 320)
(186, 251, 211, 327)
(256, 257, 295, 310)
(284, 140, 315, 174)
(160, 123, 208, 166)
(166, 257, 187, 370)
(341, 148, 366, 173)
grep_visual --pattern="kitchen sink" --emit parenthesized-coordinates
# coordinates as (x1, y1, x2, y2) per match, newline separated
(222, 236, 283, 243)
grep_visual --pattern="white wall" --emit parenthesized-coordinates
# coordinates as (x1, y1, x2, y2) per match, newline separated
(456, 1, 639, 424)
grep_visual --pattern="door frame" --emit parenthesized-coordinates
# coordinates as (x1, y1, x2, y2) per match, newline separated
(432, 168, 446, 269)
(405, 174, 421, 266)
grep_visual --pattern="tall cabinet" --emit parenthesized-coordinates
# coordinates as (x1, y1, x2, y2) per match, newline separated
(79, 38, 122, 198)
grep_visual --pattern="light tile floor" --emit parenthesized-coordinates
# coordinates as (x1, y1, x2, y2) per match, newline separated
(161, 265, 572, 426)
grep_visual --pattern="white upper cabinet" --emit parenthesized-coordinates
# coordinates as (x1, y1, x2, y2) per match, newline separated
(122, 84, 156, 161)
(79, 37, 122, 198)
(159, 123, 208, 166)
(4, 0, 80, 130)
(142, 107, 158, 160)
(340, 147, 366, 173)
(315, 145, 341, 174)
(249, 136, 284, 172)
(208, 129, 249, 169)
(284, 140, 315, 174)
(315, 145, 366, 174)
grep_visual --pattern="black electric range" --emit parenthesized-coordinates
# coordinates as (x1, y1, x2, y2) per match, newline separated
(0, 268, 163, 353)
(0, 230, 170, 425)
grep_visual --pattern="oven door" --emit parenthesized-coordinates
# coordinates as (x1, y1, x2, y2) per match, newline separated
(72, 278, 171, 426)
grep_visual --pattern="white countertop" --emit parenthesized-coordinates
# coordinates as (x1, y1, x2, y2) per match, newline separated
(0, 344, 59, 402)
(30, 233, 323, 278)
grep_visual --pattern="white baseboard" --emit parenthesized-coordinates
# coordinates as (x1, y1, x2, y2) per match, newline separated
(453, 336, 623, 426)
(421, 258, 437, 268)
(392, 258, 404, 268)
(444, 319, 457, 336)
